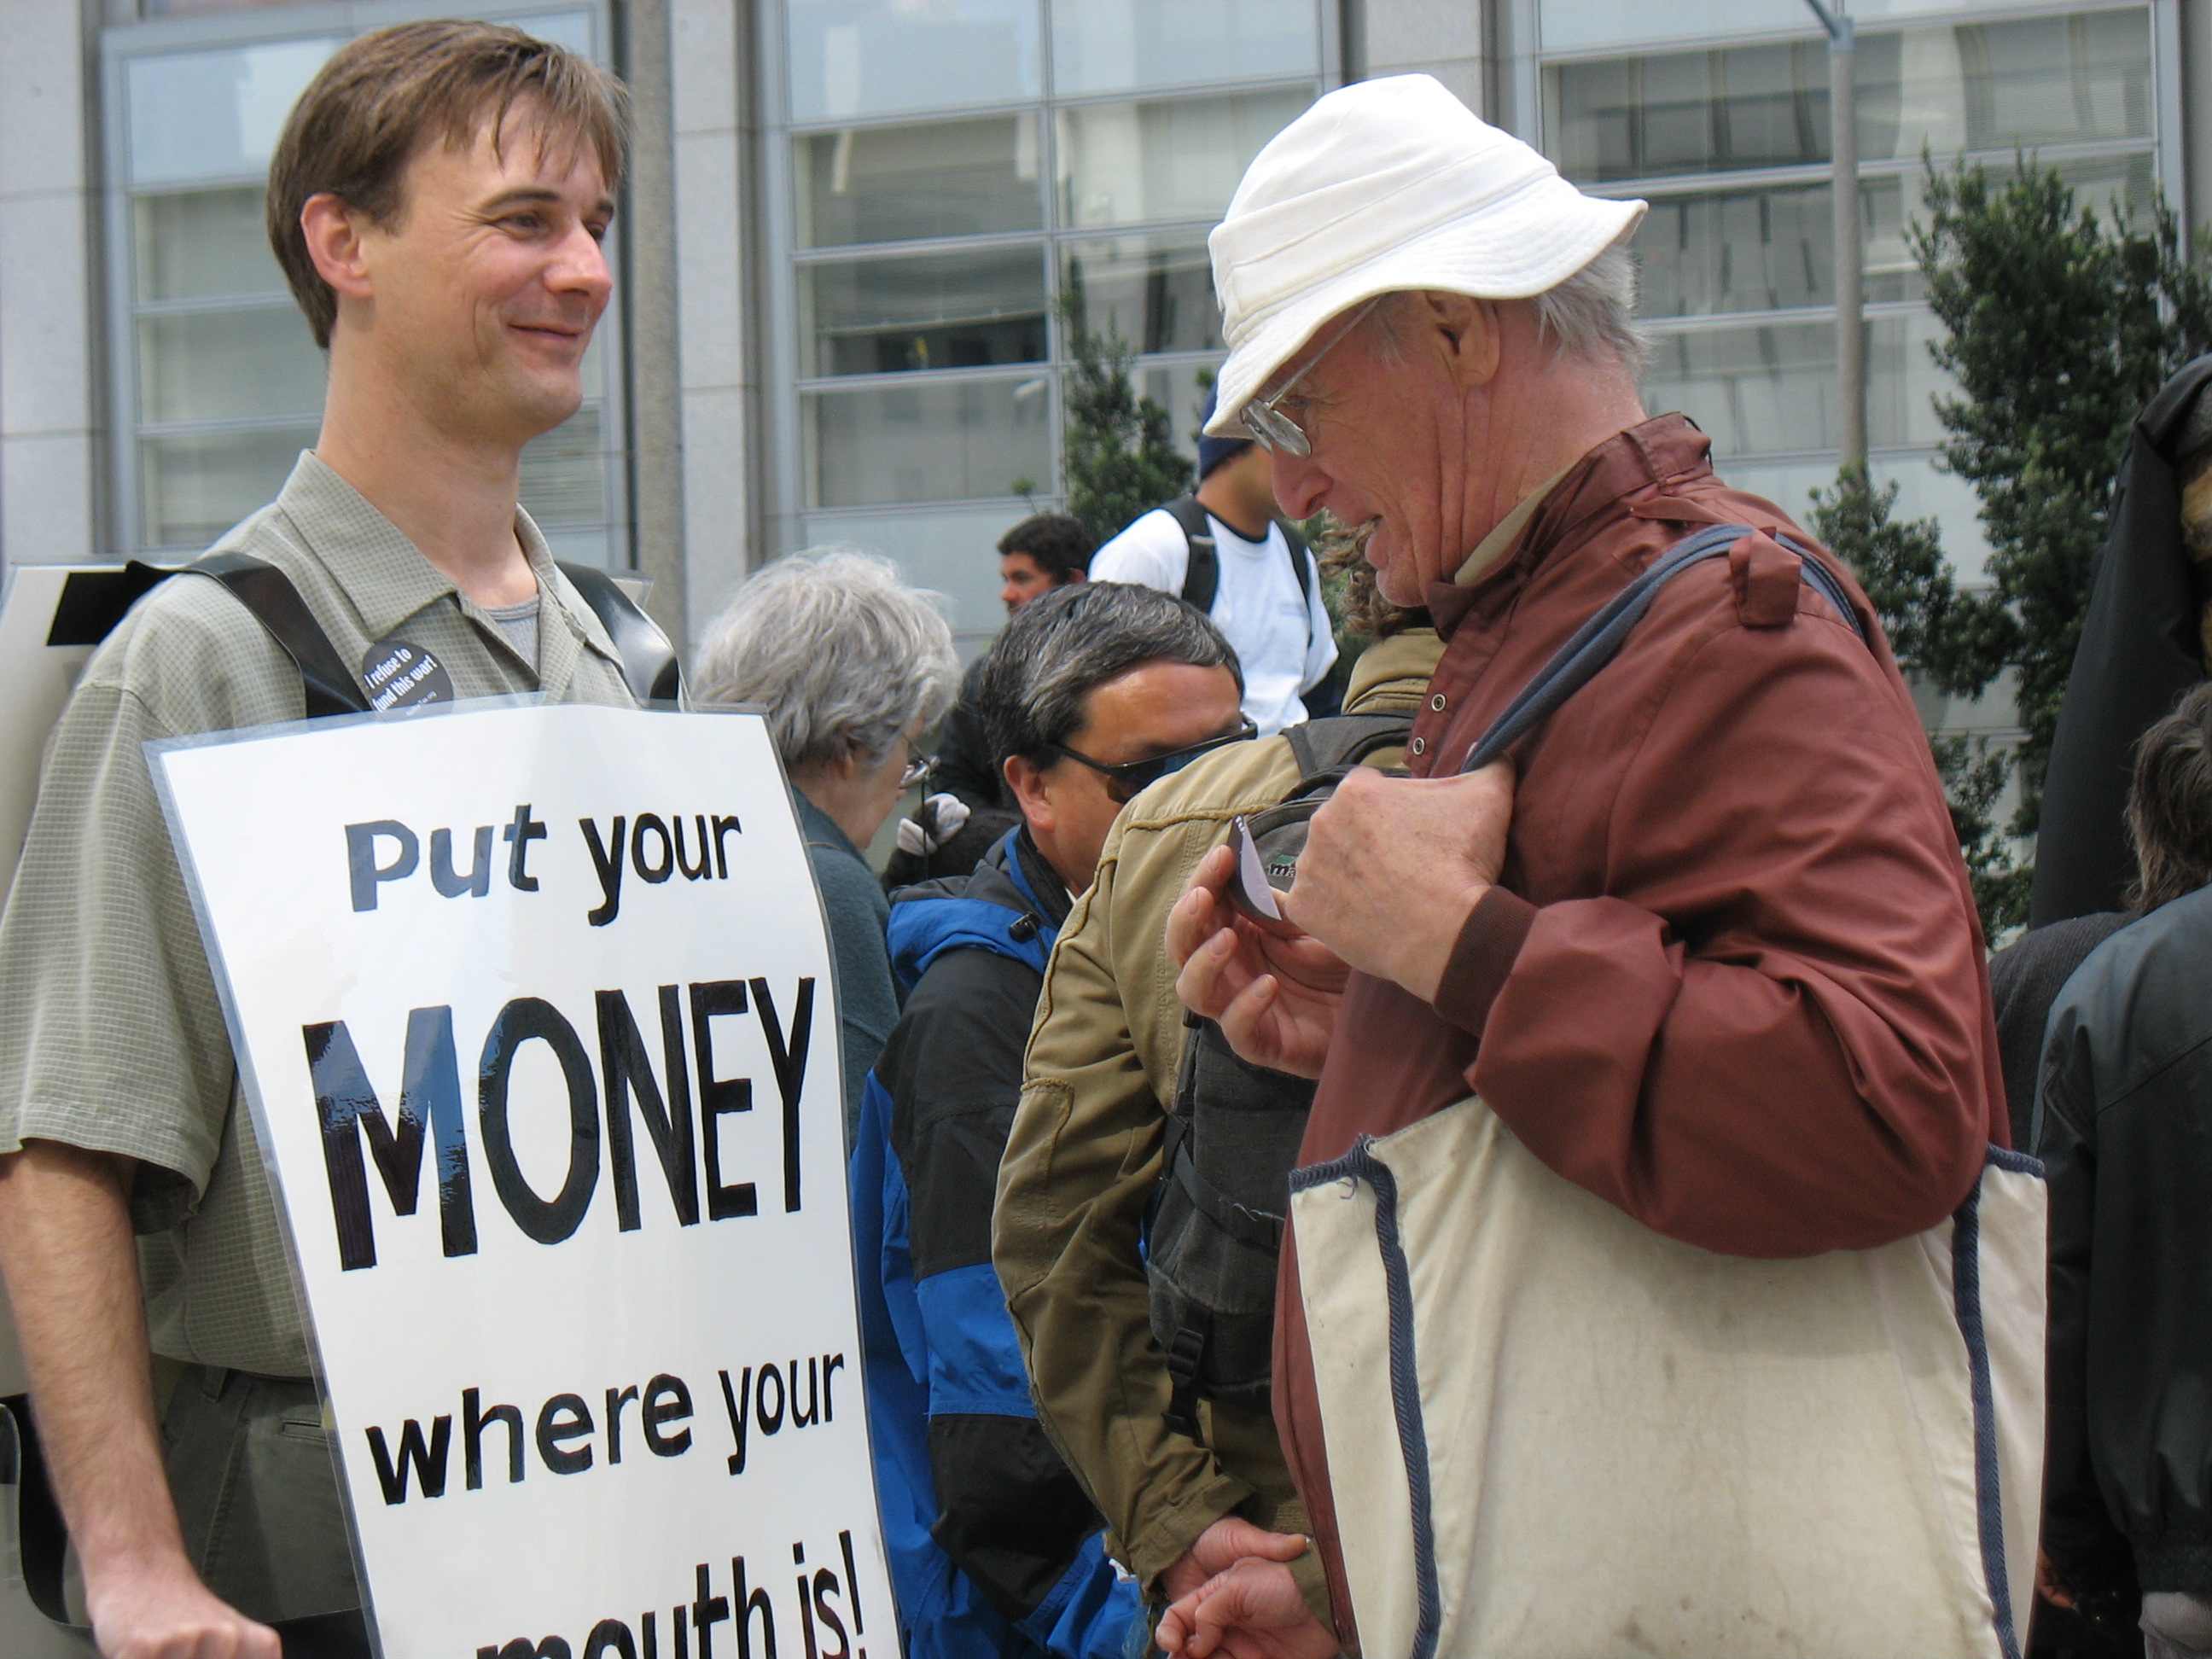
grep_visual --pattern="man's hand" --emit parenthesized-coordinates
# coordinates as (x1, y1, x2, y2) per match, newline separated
(86, 1563, 280, 1659)
(1160, 1516, 1311, 1602)
(1156, 1557, 1340, 1659)
(1278, 761, 1513, 1002)
(1170, 846, 1349, 1077)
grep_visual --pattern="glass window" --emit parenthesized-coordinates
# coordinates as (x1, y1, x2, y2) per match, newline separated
(786, 0, 1041, 124)
(1057, 88, 1312, 228)
(1050, 0, 1319, 98)
(132, 188, 286, 300)
(1549, 9, 2153, 183)
(795, 114, 1043, 247)
(801, 247, 1049, 375)
(806, 375, 1053, 507)
(1546, 41, 1831, 182)
(137, 307, 325, 425)
(125, 38, 339, 185)
(1542, 0, 1803, 51)
(1062, 231, 1220, 354)
(1640, 311, 1947, 456)
(520, 405, 607, 527)
(140, 422, 317, 549)
(1637, 183, 1837, 318)
(1860, 9, 2152, 160)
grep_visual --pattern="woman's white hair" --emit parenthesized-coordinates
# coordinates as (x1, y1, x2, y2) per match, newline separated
(692, 546, 959, 771)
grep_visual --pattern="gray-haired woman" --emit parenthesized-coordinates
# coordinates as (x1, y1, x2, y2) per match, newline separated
(693, 548, 959, 1144)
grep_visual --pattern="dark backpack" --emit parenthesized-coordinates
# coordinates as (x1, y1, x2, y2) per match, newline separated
(1150, 713, 1414, 1435)
(1148, 522, 1866, 1440)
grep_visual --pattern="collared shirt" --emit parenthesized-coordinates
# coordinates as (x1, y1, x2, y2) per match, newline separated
(0, 452, 635, 1377)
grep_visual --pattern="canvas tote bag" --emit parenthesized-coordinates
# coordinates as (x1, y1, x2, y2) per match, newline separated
(1285, 527, 2047, 1659)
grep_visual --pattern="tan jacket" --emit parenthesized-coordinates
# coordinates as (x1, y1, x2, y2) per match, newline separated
(993, 631, 1445, 1615)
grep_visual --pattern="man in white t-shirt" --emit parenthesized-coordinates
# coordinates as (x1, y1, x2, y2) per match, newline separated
(1089, 387, 1336, 734)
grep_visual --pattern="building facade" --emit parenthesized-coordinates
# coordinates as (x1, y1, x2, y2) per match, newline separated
(0, 0, 2202, 658)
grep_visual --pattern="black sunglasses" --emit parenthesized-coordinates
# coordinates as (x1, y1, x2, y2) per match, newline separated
(1045, 722, 1259, 801)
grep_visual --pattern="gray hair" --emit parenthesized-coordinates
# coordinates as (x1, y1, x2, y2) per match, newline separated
(982, 581, 1241, 769)
(1365, 242, 1647, 375)
(1532, 242, 1648, 374)
(693, 546, 959, 771)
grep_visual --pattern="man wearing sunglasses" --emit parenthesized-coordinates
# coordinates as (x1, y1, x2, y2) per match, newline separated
(848, 582, 1243, 1659)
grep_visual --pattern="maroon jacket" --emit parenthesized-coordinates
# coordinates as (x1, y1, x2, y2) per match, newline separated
(1274, 416, 2006, 1645)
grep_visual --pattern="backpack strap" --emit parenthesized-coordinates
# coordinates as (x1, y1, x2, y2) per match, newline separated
(159, 552, 370, 719)
(1459, 523, 1866, 775)
(1284, 713, 1413, 779)
(1164, 497, 1220, 614)
(158, 554, 680, 717)
(556, 561, 684, 705)
(1279, 516, 1316, 631)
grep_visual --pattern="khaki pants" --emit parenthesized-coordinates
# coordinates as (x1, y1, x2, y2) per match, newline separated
(158, 1363, 359, 1623)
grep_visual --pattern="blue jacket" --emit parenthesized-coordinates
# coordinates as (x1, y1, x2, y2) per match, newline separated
(850, 832, 1142, 1659)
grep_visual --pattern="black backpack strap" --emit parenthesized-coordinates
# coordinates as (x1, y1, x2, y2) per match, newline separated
(1163, 497, 1219, 614)
(1278, 517, 1316, 646)
(556, 562, 684, 705)
(1459, 524, 1866, 774)
(160, 552, 370, 719)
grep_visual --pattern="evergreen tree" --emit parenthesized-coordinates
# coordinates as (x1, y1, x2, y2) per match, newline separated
(1810, 467, 2028, 931)
(1057, 288, 1193, 544)
(1810, 158, 2212, 934)
(1908, 160, 2212, 826)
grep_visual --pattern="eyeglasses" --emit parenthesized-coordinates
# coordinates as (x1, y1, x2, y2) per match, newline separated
(1045, 723, 1259, 802)
(1237, 295, 1385, 458)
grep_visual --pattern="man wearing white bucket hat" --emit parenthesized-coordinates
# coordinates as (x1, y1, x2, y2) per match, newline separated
(1150, 76, 2030, 1659)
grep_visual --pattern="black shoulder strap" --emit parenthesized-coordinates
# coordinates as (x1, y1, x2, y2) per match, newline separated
(556, 561, 684, 705)
(160, 552, 370, 719)
(1164, 497, 1220, 614)
(1278, 517, 1314, 603)
(1460, 523, 1867, 775)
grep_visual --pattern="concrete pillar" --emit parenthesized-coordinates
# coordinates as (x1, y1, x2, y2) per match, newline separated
(0, 0, 104, 574)
(667, 0, 761, 644)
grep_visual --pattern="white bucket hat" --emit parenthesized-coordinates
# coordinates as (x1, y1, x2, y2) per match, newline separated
(1203, 75, 1646, 436)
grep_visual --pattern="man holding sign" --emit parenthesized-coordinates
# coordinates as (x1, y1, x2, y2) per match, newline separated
(0, 23, 636, 1656)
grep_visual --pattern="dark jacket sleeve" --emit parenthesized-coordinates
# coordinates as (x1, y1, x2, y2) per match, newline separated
(879, 947, 1123, 1640)
(2040, 894, 2212, 1598)
(931, 655, 1006, 812)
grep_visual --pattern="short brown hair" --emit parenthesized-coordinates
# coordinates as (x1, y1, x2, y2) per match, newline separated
(2128, 680, 2212, 911)
(267, 20, 630, 348)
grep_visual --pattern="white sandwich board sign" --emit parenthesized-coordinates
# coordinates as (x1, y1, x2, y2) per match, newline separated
(149, 699, 892, 1659)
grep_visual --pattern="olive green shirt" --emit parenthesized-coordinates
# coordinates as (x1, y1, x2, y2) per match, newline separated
(995, 631, 1446, 1618)
(0, 451, 636, 1377)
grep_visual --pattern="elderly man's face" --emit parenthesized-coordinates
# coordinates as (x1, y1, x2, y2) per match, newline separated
(1256, 307, 1479, 607)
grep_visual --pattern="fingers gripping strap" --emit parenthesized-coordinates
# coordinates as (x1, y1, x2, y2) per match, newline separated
(1458, 525, 1865, 775)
